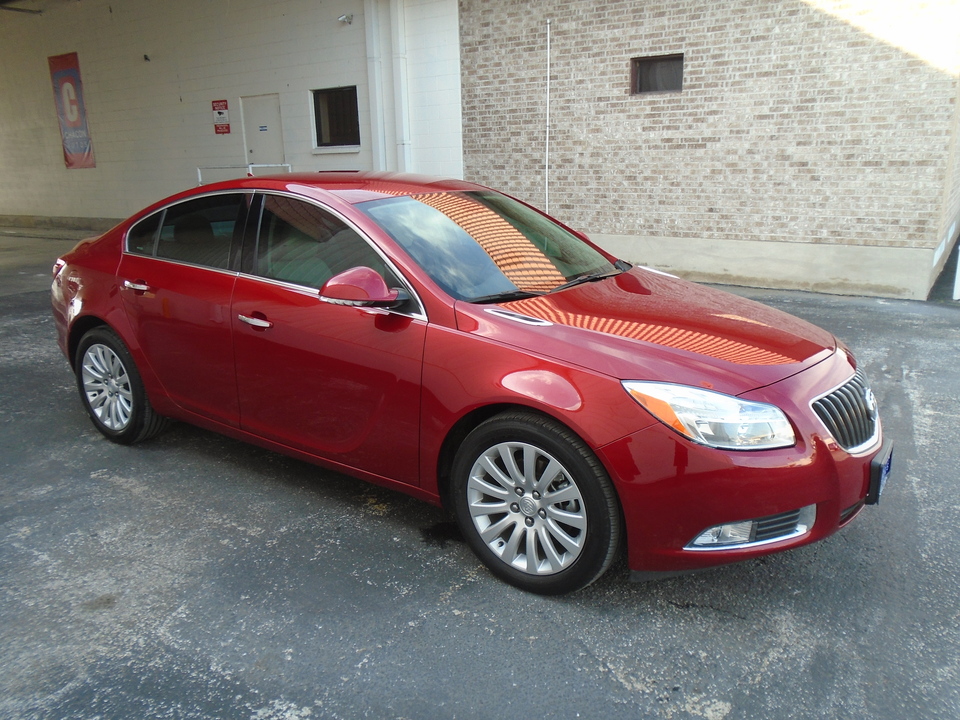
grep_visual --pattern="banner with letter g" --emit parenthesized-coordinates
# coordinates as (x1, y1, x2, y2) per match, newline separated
(48, 52, 96, 169)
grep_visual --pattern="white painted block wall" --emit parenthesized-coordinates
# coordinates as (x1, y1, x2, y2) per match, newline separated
(0, 0, 463, 220)
(405, 0, 464, 178)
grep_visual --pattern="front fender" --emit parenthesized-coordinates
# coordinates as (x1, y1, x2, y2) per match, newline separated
(418, 323, 656, 497)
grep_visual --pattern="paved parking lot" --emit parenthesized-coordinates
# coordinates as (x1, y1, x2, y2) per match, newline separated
(2, 230, 959, 719)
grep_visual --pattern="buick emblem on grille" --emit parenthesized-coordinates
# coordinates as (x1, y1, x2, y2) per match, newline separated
(864, 388, 878, 419)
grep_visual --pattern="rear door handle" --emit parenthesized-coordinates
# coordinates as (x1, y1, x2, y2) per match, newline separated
(238, 313, 273, 329)
(123, 280, 152, 293)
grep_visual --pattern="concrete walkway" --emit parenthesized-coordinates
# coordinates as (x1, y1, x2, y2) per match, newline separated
(0, 227, 93, 298)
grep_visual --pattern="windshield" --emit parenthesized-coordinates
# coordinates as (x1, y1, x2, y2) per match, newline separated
(358, 191, 617, 302)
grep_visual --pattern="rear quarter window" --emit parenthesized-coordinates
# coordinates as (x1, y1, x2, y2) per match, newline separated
(126, 212, 162, 255)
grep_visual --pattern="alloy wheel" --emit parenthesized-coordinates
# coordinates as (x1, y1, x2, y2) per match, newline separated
(81, 343, 134, 431)
(466, 441, 587, 576)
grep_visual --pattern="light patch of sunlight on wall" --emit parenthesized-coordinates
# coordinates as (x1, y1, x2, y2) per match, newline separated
(801, 0, 960, 76)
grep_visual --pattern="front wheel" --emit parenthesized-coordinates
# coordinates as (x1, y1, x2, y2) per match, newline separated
(75, 326, 167, 444)
(451, 411, 622, 595)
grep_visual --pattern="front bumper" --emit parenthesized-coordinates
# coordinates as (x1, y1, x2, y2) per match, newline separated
(597, 351, 887, 576)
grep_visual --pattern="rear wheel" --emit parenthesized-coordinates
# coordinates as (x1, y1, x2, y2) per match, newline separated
(451, 411, 622, 595)
(75, 327, 167, 444)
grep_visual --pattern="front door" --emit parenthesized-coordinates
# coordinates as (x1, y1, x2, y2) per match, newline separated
(231, 194, 425, 485)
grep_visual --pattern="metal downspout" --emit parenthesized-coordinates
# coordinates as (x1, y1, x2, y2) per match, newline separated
(364, 0, 388, 171)
(390, 0, 413, 172)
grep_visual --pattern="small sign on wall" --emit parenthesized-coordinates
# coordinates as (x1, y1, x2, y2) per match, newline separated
(212, 99, 230, 134)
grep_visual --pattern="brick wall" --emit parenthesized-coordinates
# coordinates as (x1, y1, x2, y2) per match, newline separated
(459, 0, 960, 297)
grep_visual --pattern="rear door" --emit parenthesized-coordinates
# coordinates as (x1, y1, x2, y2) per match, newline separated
(118, 192, 251, 427)
(231, 193, 426, 485)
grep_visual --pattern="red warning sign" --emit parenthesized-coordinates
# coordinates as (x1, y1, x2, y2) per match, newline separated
(212, 99, 230, 134)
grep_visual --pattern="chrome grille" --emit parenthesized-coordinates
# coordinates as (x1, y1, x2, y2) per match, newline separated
(812, 369, 878, 451)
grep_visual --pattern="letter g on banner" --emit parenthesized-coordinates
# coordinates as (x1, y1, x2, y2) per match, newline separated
(61, 81, 80, 125)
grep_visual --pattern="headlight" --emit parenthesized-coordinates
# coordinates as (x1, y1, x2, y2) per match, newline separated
(622, 381, 796, 450)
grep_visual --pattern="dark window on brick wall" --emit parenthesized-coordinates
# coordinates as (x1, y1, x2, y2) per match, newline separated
(313, 86, 361, 147)
(631, 54, 684, 94)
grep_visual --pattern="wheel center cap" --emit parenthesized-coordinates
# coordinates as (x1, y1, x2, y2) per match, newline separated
(519, 496, 539, 517)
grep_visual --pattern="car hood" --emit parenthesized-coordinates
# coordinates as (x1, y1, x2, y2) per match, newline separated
(454, 267, 836, 396)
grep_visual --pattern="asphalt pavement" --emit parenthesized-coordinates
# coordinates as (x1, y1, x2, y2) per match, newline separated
(1, 228, 959, 719)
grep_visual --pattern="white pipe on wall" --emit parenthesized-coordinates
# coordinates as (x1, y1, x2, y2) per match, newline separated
(390, 0, 413, 172)
(545, 18, 551, 214)
(364, 0, 387, 171)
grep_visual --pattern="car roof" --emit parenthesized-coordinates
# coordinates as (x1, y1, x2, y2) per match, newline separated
(199, 171, 485, 205)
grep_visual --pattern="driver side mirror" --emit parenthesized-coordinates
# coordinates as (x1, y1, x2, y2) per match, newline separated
(319, 266, 408, 309)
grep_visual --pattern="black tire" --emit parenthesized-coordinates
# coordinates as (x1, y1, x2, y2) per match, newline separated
(75, 326, 168, 444)
(451, 410, 622, 595)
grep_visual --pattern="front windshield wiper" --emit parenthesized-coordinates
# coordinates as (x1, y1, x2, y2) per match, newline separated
(549, 265, 624, 294)
(467, 290, 544, 304)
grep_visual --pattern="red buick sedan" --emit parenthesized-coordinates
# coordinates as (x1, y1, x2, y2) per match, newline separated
(51, 172, 892, 594)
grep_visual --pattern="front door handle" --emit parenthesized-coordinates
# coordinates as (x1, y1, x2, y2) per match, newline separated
(123, 280, 152, 293)
(238, 313, 273, 329)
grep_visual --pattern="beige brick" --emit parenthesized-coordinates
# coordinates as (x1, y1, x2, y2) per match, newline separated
(460, 0, 959, 297)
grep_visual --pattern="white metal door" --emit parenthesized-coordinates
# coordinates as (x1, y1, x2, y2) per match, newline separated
(240, 94, 285, 168)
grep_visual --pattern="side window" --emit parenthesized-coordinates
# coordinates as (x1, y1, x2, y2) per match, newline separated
(312, 86, 361, 147)
(256, 195, 392, 289)
(153, 194, 245, 269)
(126, 212, 162, 255)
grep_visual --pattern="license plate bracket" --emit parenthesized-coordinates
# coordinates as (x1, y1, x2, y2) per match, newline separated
(866, 441, 893, 505)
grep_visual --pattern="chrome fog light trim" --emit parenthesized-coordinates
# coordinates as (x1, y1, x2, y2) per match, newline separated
(686, 505, 816, 551)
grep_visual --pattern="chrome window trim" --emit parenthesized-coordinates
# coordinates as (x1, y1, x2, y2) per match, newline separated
(121, 187, 428, 320)
(121, 254, 240, 278)
(123, 189, 255, 259)
(234, 270, 428, 322)
(484, 308, 553, 326)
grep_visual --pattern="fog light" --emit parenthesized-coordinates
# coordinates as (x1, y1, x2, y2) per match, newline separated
(691, 520, 754, 547)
